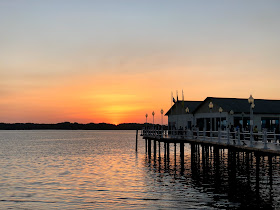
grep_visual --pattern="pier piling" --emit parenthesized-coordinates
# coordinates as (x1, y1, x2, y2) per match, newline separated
(154, 140, 157, 160)
(135, 130, 138, 152)
(167, 142, 170, 161)
(145, 139, 147, 153)
(180, 142, 184, 171)
(148, 139, 151, 159)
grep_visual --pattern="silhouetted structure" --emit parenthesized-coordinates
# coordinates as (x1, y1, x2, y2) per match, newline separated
(144, 142, 279, 209)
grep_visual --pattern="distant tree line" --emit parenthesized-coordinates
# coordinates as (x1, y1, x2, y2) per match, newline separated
(0, 122, 165, 130)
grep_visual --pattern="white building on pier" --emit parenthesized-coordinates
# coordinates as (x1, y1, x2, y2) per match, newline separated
(165, 96, 280, 132)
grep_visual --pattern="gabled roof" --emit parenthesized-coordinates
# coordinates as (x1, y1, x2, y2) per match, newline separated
(165, 100, 202, 115)
(193, 97, 280, 114)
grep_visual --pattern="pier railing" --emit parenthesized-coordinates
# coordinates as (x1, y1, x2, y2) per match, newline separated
(141, 128, 280, 150)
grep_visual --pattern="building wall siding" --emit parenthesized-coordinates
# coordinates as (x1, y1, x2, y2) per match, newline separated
(168, 114, 194, 129)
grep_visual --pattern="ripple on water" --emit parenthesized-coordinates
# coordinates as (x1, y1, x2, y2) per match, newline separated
(1, 130, 280, 209)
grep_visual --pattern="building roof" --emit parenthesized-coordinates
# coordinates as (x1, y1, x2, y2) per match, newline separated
(194, 97, 280, 114)
(165, 100, 202, 115)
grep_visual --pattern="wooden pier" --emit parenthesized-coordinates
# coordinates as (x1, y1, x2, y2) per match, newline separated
(141, 128, 280, 160)
(139, 127, 280, 208)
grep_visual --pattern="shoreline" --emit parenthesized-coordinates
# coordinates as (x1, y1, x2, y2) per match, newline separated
(0, 122, 164, 130)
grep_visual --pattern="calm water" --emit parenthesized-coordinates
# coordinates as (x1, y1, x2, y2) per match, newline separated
(1, 130, 280, 209)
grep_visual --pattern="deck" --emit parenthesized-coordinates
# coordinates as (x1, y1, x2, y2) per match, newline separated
(141, 129, 280, 155)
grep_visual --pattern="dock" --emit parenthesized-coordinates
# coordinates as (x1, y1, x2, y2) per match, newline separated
(141, 128, 280, 160)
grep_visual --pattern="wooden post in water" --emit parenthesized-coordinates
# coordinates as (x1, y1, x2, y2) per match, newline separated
(174, 143, 177, 165)
(180, 142, 184, 173)
(135, 130, 138, 152)
(154, 140, 157, 159)
(145, 139, 147, 153)
(158, 141, 161, 161)
(164, 142, 167, 162)
(167, 142, 170, 161)
(148, 139, 151, 159)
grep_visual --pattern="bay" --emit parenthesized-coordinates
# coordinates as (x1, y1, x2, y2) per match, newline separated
(0, 130, 280, 209)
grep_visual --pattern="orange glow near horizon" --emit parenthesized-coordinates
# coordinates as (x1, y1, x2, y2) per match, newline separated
(0, 72, 172, 124)
(1, 67, 280, 125)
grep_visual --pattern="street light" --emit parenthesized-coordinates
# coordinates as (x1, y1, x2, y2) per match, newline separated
(229, 109, 234, 127)
(145, 113, 148, 127)
(248, 95, 254, 147)
(228, 110, 235, 141)
(160, 109, 164, 126)
(209, 101, 214, 109)
(209, 102, 213, 139)
(248, 94, 254, 104)
(145, 113, 148, 135)
(241, 112, 245, 131)
(219, 107, 223, 130)
(152, 111, 155, 134)
(185, 107, 190, 130)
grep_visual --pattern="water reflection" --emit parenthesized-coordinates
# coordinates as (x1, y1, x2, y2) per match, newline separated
(145, 141, 280, 209)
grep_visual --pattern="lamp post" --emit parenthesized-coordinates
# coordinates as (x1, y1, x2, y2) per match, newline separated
(248, 95, 255, 147)
(219, 107, 223, 130)
(218, 107, 223, 143)
(152, 111, 155, 135)
(229, 110, 234, 139)
(186, 107, 189, 129)
(241, 112, 244, 132)
(209, 102, 214, 139)
(230, 110, 234, 121)
(160, 109, 164, 137)
(229, 110, 234, 118)
(145, 113, 148, 135)
(160, 109, 164, 126)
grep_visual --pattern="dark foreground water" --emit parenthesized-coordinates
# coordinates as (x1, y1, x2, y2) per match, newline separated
(0, 130, 280, 209)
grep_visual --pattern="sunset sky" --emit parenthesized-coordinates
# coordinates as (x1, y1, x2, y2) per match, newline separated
(1, 0, 280, 125)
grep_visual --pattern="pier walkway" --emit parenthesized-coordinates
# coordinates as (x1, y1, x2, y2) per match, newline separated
(141, 128, 280, 155)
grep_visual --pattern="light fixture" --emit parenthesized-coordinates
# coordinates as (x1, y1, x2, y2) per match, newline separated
(248, 95, 254, 104)
(209, 101, 214, 109)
